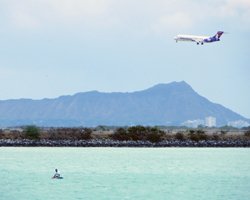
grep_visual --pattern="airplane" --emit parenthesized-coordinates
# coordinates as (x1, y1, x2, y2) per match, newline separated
(174, 31, 224, 45)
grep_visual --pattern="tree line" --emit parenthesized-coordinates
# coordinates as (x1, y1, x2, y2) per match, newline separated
(0, 125, 250, 143)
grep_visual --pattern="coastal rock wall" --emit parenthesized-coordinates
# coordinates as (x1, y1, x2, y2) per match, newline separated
(1, 139, 250, 147)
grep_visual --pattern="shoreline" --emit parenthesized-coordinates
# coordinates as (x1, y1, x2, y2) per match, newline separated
(1, 139, 250, 147)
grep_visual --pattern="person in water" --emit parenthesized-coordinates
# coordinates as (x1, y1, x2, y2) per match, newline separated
(53, 169, 60, 178)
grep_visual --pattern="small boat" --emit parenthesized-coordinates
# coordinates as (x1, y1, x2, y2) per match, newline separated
(52, 176, 63, 179)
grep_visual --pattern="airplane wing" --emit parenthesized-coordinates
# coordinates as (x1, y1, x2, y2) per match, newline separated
(175, 35, 205, 44)
(193, 38, 204, 43)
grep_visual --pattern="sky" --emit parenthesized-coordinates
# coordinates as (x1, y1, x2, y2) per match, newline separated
(0, 0, 249, 118)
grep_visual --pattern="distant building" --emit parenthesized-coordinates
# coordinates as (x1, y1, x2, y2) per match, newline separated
(182, 119, 204, 128)
(205, 116, 216, 127)
(228, 120, 250, 128)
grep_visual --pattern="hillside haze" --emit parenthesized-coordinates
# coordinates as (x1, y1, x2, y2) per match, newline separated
(0, 81, 248, 127)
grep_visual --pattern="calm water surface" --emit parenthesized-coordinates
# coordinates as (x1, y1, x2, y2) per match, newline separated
(0, 147, 249, 200)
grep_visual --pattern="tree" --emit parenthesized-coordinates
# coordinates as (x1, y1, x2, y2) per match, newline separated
(24, 125, 40, 140)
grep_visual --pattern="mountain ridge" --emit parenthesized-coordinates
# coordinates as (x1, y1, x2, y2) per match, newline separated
(0, 81, 249, 127)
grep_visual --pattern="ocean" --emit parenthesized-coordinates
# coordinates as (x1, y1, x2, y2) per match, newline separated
(0, 147, 249, 200)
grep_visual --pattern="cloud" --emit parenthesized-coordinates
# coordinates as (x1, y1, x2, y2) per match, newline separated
(1, 0, 250, 33)
(45, 0, 110, 21)
(221, 0, 250, 16)
(8, 5, 40, 29)
(219, 0, 250, 29)
(2, 0, 112, 29)
(151, 12, 194, 35)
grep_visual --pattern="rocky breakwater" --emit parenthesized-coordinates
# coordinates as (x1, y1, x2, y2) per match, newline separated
(0, 139, 250, 147)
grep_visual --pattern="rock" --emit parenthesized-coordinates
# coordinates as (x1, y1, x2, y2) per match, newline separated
(0, 139, 249, 147)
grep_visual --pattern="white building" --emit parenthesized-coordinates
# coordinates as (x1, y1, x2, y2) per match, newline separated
(205, 116, 216, 127)
(182, 119, 204, 128)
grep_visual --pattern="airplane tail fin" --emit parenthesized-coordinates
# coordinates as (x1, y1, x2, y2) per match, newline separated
(213, 31, 224, 39)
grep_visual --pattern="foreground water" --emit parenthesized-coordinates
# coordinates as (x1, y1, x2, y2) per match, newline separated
(0, 148, 249, 200)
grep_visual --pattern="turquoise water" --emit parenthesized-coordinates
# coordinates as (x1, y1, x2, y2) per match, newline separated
(0, 148, 250, 200)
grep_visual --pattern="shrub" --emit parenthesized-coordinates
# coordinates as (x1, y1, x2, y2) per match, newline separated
(127, 126, 147, 141)
(196, 130, 208, 140)
(244, 130, 250, 137)
(212, 133, 220, 140)
(48, 128, 67, 140)
(0, 129, 3, 139)
(111, 128, 130, 141)
(175, 132, 185, 140)
(79, 128, 92, 140)
(146, 131, 164, 143)
(220, 130, 227, 135)
(110, 126, 164, 143)
(146, 127, 164, 143)
(188, 132, 199, 142)
(188, 129, 208, 141)
(24, 125, 40, 140)
(46, 128, 92, 140)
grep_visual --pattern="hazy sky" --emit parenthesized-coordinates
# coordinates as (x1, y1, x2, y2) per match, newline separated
(0, 0, 249, 118)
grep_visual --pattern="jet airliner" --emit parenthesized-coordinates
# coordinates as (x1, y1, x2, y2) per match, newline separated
(174, 31, 224, 45)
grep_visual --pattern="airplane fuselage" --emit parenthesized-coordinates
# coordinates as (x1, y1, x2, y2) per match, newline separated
(174, 31, 223, 45)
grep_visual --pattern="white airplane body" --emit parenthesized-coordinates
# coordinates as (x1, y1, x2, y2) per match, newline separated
(174, 31, 224, 45)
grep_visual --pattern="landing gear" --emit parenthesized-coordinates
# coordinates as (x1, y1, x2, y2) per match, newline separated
(197, 42, 199, 45)
(201, 42, 204, 45)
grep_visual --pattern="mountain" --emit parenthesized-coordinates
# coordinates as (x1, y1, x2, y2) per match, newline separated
(0, 81, 249, 127)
